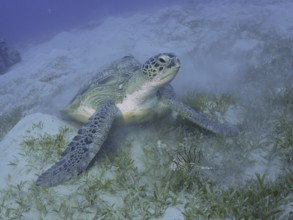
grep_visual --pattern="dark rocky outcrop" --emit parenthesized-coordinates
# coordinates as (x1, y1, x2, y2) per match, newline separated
(0, 40, 21, 75)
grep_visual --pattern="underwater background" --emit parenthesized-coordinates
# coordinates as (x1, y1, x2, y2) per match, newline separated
(0, 0, 181, 45)
(0, 0, 293, 219)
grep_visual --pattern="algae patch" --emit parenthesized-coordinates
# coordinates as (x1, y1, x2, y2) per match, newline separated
(0, 85, 292, 219)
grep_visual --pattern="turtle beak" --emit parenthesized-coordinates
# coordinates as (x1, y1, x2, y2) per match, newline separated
(167, 57, 181, 69)
(175, 57, 181, 68)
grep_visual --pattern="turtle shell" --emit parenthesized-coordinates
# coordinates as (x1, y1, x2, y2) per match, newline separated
(64, 55, 141, 123)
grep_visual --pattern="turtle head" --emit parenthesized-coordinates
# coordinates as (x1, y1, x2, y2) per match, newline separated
(142, 53, 180, 87)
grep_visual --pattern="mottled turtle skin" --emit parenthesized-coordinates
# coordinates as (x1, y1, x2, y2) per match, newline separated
(36, 53, 236, 187)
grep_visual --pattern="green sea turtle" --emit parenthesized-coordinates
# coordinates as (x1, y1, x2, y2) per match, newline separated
(36, 53, 236, 187)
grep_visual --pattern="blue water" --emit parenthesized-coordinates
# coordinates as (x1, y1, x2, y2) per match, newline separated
(0, 0, 183, 45)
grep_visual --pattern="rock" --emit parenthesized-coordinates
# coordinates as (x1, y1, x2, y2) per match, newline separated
(161, 207, 184, 220)
(0, 39, 21, 75)
(6, 47, 21, 66)
(0, 113, 75, 190)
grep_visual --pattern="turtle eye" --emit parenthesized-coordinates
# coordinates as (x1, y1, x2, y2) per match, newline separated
(159, 57, 167, 63)
(158, 54, 171, 65)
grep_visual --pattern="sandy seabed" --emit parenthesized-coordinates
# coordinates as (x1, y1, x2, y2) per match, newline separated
(1, 0, 293, 219)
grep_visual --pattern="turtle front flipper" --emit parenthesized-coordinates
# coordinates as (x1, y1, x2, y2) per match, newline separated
(36, 100, 118, 187)
(159, 85, 238, 135)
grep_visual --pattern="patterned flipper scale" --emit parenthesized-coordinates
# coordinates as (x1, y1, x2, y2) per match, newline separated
(159, 85, 238, 135)
(36, 100, 118, 187)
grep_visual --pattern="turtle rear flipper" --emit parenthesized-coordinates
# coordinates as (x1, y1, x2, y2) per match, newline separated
(36, 100, 118, 187)
(159, 85, 238, 135)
